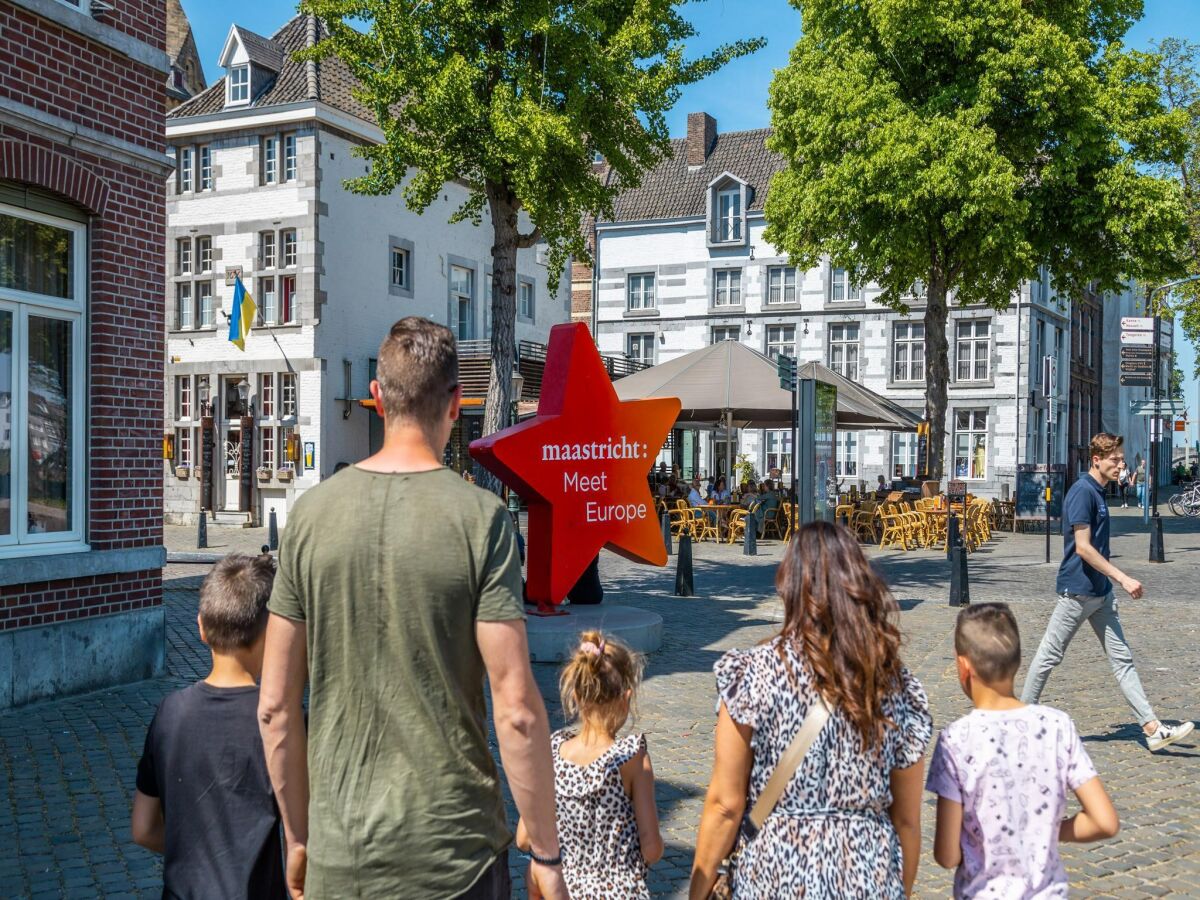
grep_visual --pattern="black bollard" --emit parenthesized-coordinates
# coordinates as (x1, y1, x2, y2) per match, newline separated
(261, 544, 271, 555)
(674, 532, 694, 597)
(949, 545, 970, 607)
(268, 507, 279, 551)
(743, 511, 757, 556)
(197, 511, 208, 549)
(1149, 514, 1165, 563)
(946, 513, 961, 560)
(661, 511, 672, 556)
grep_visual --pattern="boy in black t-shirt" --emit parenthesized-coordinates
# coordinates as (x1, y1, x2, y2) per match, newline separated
(131, 553, 287, 899)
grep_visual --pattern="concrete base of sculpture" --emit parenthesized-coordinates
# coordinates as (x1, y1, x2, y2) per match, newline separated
(526, 604, 663, 663)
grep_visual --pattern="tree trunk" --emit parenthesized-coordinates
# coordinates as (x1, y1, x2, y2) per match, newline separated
(923, 272, 950, 481)
(478, 183, 521, 495)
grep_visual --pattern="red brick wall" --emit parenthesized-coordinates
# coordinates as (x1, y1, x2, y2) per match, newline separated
(0, 3, 166, 633)
(0, 570, 161, 631)
(571, 261, 593, 319)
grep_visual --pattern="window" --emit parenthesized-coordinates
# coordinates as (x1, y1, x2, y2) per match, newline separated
(282, 230, 297, 268)
(828, 323, 860, 380)
(175, 427, 193, 468)
(627, 273, 655, 310)
(258, 276, 276, 325)
(766, 324, 795, 362)
(390, 247, 409, 290)
(627, 333, 655, 367)
(175, 283, 192, 329)
(176, 238, 192, 274)
(262, 137, 278, 184)
(259, 373, 274, 418)
(1033, 319, 1046, 387)
(0, 204, 86, 547)
(953, 410, 989, 480)
(893, 321, 925, 382)
(197, 282, 213, 327)
(519, 281, 534, 320)
(178, 147, 193, 192)
(450, 264, 474, 340)
(766, 430, 792, 477)
(956, 319, 990, 381)
(279, 373, 297, 418)
(836, 431, 858, 478)
(711, 326, 740, 344)
(228, 65, 249, 103)
(280, 275, 296, 324)
(717, 187, 741, 242)
(260, 427, 275, 470)
(260, 231, 276, 269)
(766, 266, 796, 305)
(830, 267, 861, 302)
(891, 432, 918, 479)
(712, 269, 742, 307)
(284, 135, 297, 181)
(175, 376, 192, 420)
(196, 237, 212, 273)
(199, 146, 212, 190)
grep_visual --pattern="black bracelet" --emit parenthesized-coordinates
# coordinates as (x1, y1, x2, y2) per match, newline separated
(529, 849, 562, 867)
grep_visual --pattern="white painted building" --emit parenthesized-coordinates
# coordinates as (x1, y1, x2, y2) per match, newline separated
(594, 113, 1169, 498)
(164, 15, 568, 526)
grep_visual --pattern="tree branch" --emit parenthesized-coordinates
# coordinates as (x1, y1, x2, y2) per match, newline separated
(516, 227, 542, 249)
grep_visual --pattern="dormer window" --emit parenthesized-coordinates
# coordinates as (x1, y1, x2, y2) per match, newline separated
(228, 65, 249, 104)
(718, 188, 741, 242)
(707, 173, 749, 248)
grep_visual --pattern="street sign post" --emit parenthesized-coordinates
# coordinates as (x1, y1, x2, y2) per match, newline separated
(1130, 399, 1187, 416)
(1120, 331, 1154, 345)
(1040, 355, 1057, 563)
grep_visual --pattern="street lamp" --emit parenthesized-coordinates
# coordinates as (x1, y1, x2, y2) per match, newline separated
(198, 377, 211, 416)
(236, 377, 251, 416)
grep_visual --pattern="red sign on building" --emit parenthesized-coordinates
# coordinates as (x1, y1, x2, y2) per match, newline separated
(470, 324, 680, 611)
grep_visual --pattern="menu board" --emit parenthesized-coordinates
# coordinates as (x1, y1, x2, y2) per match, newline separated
(814, 382, 837, 523)
(1015, 464, 1064, 519)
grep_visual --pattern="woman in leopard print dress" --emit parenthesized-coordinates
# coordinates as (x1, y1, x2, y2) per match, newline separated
(517, 631, 663, 899)
(690, 522, 933, 899)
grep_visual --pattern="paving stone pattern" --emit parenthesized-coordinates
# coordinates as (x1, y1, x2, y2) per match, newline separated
(2, 510, 1198, 898)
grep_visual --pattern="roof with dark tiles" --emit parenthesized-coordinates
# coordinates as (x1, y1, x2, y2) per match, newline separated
(602, 127, 784, 224)
(170, 15, 374, 125)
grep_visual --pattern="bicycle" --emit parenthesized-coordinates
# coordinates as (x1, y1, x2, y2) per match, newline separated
(1167, 481, 1200, 517)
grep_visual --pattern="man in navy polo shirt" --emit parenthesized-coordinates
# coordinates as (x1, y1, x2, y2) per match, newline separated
(1021, 433, 1193, 752)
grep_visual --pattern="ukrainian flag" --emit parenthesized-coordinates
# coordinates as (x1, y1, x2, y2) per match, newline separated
(228, 275, 257, 351)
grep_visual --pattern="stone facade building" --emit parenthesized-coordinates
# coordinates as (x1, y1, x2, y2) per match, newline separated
(0, 0, 171, 708)
(165, 0, 204, 111)
(163, 14, 570, 527)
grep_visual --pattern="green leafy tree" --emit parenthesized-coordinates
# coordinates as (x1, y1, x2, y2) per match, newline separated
(300, 0, 761, 485)
(764, 0, 1188, 478)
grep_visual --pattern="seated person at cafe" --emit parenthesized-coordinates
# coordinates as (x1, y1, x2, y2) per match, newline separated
(689, 477, 717, 525)
(711, 476, 732, 504)
(740, 482, 758, 507)
(756, 480, 780, 536)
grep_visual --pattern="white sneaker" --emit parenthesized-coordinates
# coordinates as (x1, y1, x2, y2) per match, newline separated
(1146, 721, 1195, 752)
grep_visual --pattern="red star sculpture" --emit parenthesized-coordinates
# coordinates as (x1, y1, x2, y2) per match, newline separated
(470, 323, 680, 613)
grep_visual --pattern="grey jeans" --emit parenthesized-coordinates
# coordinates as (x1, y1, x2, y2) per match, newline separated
(1020, 590, 1157, 726)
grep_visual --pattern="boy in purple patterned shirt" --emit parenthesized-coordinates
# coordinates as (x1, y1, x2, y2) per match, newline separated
(927, 603, 1119, 898)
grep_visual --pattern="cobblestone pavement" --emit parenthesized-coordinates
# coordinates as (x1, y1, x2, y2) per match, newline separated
(3, 509, 1199, 898)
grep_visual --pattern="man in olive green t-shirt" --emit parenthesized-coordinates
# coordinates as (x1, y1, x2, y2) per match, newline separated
(258, 318, 567, 900)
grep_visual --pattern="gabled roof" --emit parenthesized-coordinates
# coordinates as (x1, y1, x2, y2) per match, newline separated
(601, 128, 784, 224)
(219, 25, 286, 72)
(170, 15, 374, 125)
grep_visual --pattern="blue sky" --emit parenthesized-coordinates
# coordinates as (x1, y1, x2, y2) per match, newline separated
(182, 0, 1200, 438)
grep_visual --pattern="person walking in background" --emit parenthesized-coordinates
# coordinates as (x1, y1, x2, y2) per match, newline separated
(1115, 460, 1130, 508)
(258, 318, 567, 900)
(517, 631, 662, 899)
(1134, 456, 1146, 508)
(689, 522, 932, 898)
(1021, 433, 1194, 753)
(928, 604, 1119, 898)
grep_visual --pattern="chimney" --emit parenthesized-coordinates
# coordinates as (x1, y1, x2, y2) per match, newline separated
(686, 112, 716, 167)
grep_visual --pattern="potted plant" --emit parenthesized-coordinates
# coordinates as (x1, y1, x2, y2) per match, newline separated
(256, 466, 272, 483)
(276, 464, 294, 482)
(174, 465, 190, 479)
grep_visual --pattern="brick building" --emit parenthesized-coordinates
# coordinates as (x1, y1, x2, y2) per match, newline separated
(0, 0, 170, 709)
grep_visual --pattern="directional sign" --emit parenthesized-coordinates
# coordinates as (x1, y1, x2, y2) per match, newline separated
(1120, 373, 1153, 387)
(1120, 331, 1154, 345)
(1120, 345, 1155, 360)
(1120, 358, 1153, 372)
(1130, 399, 1187, 416)
(1121, 317, 1155, 331)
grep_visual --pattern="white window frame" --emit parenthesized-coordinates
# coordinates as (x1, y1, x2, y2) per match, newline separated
(955, 319, 991, 381)
(0, 202, 88, 556)
(712, 268, 742, 307)
(196, 236, 212, 274)
(197, 281, 214, 328)
(257, 276, 276, 326)
(450, 264, 475, 341)
(518, 281, 535, 321)
(828, 322, 860, 380)
(284, 134, 297, 181)
(282, 230, 297, 268)
(892, 321, 925, 383)
(766, 266, 796, 305)
(890, 432, 918, 479)
(765, 430, 792, 479)
(260, 231, 276, 269)
(176, 238, 192, 275)
(228, 64, 250, 105)
(710, 326, 740, 344)
(175, 282, 192, 330)
(175, 375, 193, 420)
(836, 431, 858, 478)
(262, 137, 278, 184)
(953, 409, 989, 481)
(279, 372, 297, 419)
(390, 246, 410, 290)
(178, 147, 193, 193)
(627, 273, 655, 310)
(717, 187, 741, 242)
(830, 267, 862, 303)
(199, 145, 213, 191)
(279, 274, 296, 325)
(175, 426, 194, 468)
(258, 373, 274, 419)
(765, 324, 795, 362)
(627, 333, 655, 367)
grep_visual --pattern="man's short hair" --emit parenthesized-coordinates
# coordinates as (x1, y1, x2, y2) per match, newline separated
(954, 602, 1021, 683)
(1089, 432, 1123, 463)
(375, 317, 458, 426)
(199, 553, 275, 651)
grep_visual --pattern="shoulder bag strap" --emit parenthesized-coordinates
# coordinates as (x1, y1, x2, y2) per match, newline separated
(745, 695, 832, 833)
